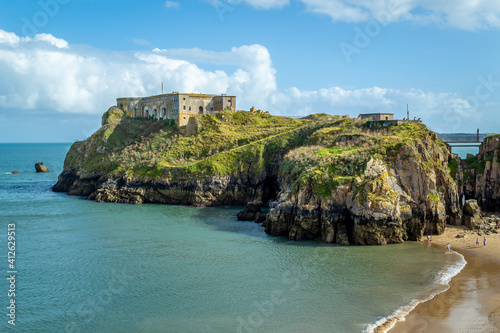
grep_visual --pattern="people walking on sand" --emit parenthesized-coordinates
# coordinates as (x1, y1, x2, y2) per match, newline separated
(484, 237, 487, 246)
(446, 243, 451, 253)
(476, 238, 479, 245)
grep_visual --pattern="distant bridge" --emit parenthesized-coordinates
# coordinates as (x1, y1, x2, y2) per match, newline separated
(438, 131, 493, 148)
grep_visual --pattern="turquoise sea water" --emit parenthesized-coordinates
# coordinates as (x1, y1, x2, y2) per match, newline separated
(0, 144, 465, 333)
(451, 146, 479, 159)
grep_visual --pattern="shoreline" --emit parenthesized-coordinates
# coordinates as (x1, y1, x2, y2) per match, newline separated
(384, 225, 500, 333)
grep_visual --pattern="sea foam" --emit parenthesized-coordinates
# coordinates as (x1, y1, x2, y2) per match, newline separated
(364, 251, 467, 333)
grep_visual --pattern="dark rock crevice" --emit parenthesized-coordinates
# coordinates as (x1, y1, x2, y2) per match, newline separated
(261, 175, 278, 206)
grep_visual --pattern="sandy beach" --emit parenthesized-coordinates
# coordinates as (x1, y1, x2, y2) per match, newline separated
(389, 224, 500, 333)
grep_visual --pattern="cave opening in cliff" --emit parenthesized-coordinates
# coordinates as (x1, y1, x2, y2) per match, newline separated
(261, 176, 278, 206)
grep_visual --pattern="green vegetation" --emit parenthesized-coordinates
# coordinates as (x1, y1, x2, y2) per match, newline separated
(65, 107, 175, 176)
(68, 107, 314, 178)
(277, 120, 442, 198)
(427, 192, 441, 204)
(464, 155, 485, 174)
(486, 134, 500, 139)
(448, 159, 459, 179)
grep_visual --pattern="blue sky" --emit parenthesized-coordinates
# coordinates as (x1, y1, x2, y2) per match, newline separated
(0, 0, 499, 142)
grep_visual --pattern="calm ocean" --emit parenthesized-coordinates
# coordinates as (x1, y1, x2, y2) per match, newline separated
(0, 143, 465, 333)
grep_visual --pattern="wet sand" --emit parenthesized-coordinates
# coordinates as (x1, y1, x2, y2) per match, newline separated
(390, 225, 500, 333)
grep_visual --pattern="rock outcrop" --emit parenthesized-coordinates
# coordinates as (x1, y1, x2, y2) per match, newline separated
(237, 201, 263, 221)
(35, 162, 50, 173)
(12, 170, 19, 174)
(265, 128, 460, 245)
(462, 199, 483, 230)
(463, 135, 500, 212)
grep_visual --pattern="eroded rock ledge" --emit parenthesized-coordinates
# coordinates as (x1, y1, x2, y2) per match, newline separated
(265, 140, 460, 245)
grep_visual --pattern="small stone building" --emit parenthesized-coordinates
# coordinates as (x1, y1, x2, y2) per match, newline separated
(117, 92, 236, 127)
(358, 113, 394, 121)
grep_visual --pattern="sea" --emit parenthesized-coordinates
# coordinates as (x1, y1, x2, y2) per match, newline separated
(0, 143, 467, 333)
(451, 146, 479, 159)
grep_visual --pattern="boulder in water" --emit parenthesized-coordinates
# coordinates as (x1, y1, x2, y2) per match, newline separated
(237, 201, 262, 221)
(35, 162, 50, 173)
(12, 170, 19, 174)
(254, 211, 266, 224)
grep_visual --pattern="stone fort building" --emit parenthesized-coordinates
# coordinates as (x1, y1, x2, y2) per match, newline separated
(117, 92, 236, 127)
(358, 113, 394, 121)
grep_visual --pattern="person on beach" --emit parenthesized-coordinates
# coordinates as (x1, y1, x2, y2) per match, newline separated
(446, 243, 451, 253)
(484, 237, 487, 246)
(476, 238, 479, 245)
(427, 235, 432, 241)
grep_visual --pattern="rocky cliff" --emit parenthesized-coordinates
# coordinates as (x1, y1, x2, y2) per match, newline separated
(53, 107, 314, 206)
(462, 135, 500, 212)
(265, 121, 461, 245)
(54, 107, 462, 245)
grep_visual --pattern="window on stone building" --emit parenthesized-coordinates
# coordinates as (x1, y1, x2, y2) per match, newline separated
(189, 107, 191, 111)
(183, 106, 186, 110)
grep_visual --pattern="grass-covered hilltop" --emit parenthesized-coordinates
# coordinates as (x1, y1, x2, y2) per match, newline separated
(53, 107, 500, 245)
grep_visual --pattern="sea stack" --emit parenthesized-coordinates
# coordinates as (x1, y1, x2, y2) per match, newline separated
(35, 162, 50, 173)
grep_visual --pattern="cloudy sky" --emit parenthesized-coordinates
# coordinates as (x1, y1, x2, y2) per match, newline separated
(0, 0, 499, 142)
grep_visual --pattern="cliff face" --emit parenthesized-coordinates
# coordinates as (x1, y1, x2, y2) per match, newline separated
(265, 124, 461, 245)
(463, 135, 500, 212)
(54, 107, 462, 244)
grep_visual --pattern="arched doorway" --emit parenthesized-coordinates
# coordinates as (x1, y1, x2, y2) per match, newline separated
(145, 109, 149, 118)
(199, 106, 204, 114)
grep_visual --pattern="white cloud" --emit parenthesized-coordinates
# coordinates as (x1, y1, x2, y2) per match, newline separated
(199, 0, 500, 29)
(267, 85, 475, 130)
(0, 29, 479, 132)
(203, 0, 500, 29)
(0, 30, 20, 45)
(165, 1, 180, 8)
(32, 33, 69, 49)
(0, 30, 275, 115)
(298, 0, 500, 30)
(0, 30, 68, 48)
